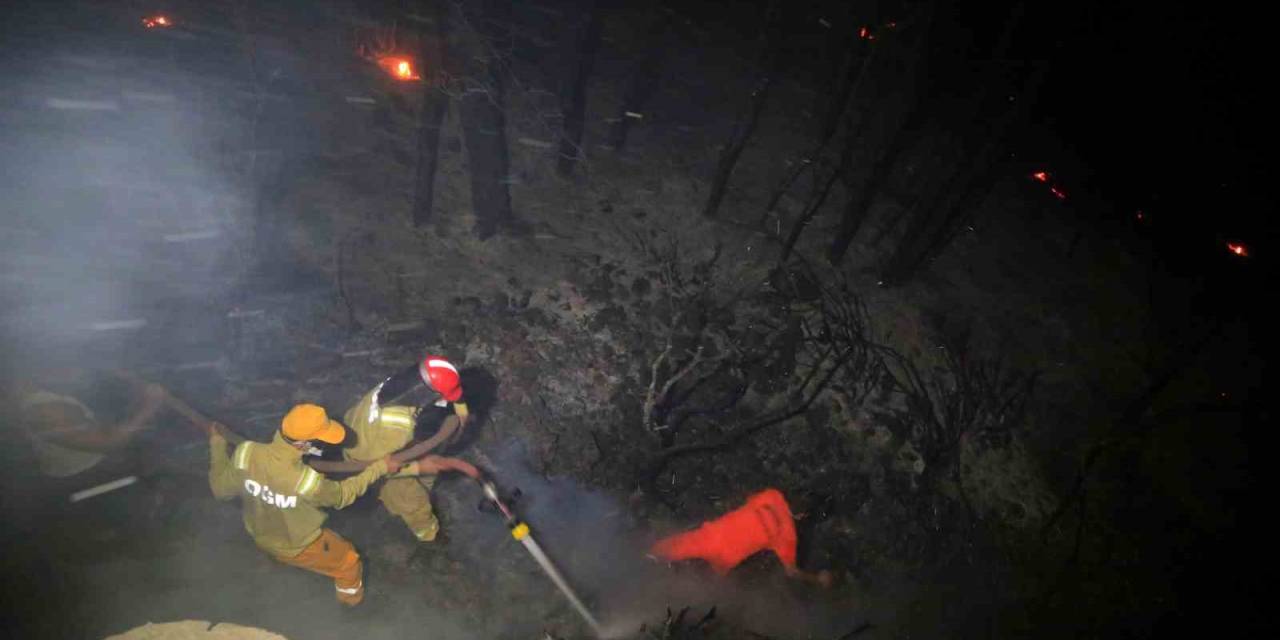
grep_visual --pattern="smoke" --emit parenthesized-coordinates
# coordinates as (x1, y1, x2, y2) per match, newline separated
(449, 438, 864, 639)
(0, 2, 256, 376)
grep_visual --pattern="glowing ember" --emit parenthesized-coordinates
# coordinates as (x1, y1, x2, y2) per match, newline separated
(1049, 186, 1066, 200)
(377, 56, 420, 81)
(1031, 171, 1048, 182)
(859, 26, 869, 39)
(142, 15, 172, 28)
(1136, 211, 1144, 220)
(1226, 242, 1248, 257)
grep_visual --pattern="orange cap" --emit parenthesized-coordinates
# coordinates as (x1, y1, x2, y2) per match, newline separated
(281, 404, 346, 444)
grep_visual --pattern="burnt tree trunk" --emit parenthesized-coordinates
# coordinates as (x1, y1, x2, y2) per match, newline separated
(779, 131, 857, 262)
(868, 126, 957, 248)
(817, 5, 878, 142)
(813, 0, 874, 136)
(703, 4, 780, 219)
(556, 0, 602, 177)
(606, 8, 673, 152)
(453, 0, 513, 238)
(759, 21, 880, 230)
(826, 106, 926, 263)
(878, 145, 996, 285)
(827, 5, 937, 263)
(411, 1, 449, 228)
(880, 62, 1047, 284)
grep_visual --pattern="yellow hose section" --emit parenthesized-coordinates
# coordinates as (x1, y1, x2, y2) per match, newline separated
(511, 522, 530, 540)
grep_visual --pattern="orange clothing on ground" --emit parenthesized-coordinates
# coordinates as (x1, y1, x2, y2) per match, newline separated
(271, 528, 364, 606)
(650, 488, 798, 575)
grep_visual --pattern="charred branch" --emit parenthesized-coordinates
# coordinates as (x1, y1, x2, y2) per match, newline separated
(702, 4, 780, 219)
(878, 337, 1038, 477)
(646, 344, 854, 481)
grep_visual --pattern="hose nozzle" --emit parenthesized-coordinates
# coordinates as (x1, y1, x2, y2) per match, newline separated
(482, 480, 500, 502)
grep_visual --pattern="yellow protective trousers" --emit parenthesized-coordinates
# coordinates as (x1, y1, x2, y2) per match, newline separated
(378, 475, 438, 542)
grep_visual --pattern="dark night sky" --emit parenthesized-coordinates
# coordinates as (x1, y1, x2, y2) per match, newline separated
(1033, 2, 1273, 248)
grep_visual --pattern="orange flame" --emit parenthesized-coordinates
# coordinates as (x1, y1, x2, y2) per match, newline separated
(377, 56, 420, 81)
(142, 15, 172, 28)
(859, 26, 869, 39)
(1032, 171, 1048, 182)
(1226, 242, 1248, 257)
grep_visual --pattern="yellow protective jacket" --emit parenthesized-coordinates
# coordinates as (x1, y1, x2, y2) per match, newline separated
(209, 432, 388, 557)
(342, 387, 418, 463)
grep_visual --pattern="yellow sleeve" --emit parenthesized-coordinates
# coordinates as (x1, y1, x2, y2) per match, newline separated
(300, 459, 389, 509)
(208, 436, 240, 500)
(453, 401, 469, 420)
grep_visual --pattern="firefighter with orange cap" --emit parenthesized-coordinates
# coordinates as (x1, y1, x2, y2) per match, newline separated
(335, 355, 468, 543)
(208, 404, 415, 605)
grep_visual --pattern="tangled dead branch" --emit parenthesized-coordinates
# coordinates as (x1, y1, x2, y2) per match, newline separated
(638, 606, 718, 640)
(878, 334, 1038, 477)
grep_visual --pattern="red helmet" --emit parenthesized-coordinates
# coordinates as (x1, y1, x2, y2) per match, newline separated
(418, 356, 462, 402)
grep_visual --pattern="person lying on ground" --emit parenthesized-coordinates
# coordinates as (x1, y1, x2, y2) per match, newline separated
(649, 487, 833, 587)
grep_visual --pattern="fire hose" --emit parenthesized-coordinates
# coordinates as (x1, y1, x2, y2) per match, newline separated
(306, 415, 463, 474)
(478, 478, 605, 637)
(160, 385, 460, 473)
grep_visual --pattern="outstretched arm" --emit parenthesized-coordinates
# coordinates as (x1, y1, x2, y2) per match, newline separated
(33, 385, 164, 452)
(305, 457, 395, 509)
(208, 430, 240, 500)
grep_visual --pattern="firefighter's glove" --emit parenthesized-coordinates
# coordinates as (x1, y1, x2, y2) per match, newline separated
(383, 454, 403, 475)
(453, 402, 470, 432)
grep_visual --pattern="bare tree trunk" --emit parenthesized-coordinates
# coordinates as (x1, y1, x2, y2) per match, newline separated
(817, 4, 878, 142)
(453, 0, 514, 238)
(606, 8, 673, 152)
(826, 4, 938, 263)
(703, 4, 779, 219)
(556, 0, 602, 177)
(759, 25, 880, 229)
(826, 106, 925, 263)
(812, 1, 875, 134)
(880, 61, 1047, 284)
(779, 129, 857, 262)
(879, 145, 994, 284)
(411, 0, 449, 228)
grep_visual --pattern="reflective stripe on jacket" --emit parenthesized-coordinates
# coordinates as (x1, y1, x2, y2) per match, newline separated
(209, 432, 388, 557)
(342, 387, 417, 462)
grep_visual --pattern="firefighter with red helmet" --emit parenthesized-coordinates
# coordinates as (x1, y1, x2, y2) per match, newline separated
(334, 355, 468, 542)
